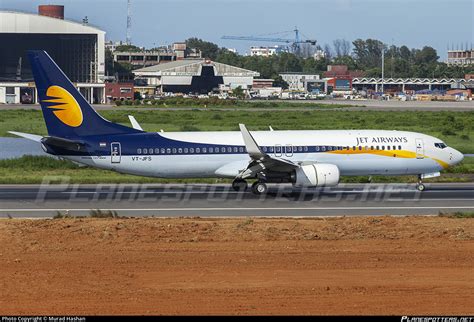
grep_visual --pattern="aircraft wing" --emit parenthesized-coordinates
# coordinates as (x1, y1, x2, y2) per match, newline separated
(238, 124, 298, 179)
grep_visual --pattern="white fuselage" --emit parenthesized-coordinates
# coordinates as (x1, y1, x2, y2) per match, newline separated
(62, 130, 464, 179)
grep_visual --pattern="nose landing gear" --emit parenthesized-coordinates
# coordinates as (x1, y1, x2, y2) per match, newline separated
(416, 175, 426, 191)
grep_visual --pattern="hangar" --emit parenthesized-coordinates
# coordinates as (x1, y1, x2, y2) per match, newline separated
(0, 8, 105, 104)
(133, 59, 260, 95)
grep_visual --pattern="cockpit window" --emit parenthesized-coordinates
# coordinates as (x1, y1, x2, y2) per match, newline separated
(434, 142, 447, 149)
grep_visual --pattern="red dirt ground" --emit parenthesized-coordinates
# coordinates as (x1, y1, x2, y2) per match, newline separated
(0, 216, 473, 315)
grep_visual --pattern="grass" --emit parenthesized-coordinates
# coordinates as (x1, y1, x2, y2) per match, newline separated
(439, 211, 474, 218)
(1, 109, 473, 153)
(114, 97, 352, 109)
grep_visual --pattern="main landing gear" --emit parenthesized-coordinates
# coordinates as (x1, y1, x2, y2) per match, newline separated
(231, 179, 268, 195)
(232, 179, 248, 192)
(251, 181, 268, 195)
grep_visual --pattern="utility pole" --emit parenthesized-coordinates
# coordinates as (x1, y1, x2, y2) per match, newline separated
(126, 0, 132, 45)
(381, 45, 384, 93)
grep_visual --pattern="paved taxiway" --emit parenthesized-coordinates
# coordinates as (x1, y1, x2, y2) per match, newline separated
(0, 183, 472, 218)
(1, 100, 473, 111)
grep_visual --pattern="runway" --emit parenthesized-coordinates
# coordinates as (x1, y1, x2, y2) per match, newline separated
(0, 183, 472, 218)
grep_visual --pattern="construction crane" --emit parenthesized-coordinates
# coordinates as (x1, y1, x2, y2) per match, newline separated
(222, 27, 316, 54)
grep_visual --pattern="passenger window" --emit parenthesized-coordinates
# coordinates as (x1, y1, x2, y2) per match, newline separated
(239, 147, 244, 153)
(161, 148, 165, 154)
(233, 147, 238, 153)
(327, 146, 332, 151)
(387, 146, 391, 150)
(190, 148, 195, 153)
(370, 146, 374, 150)
(155, 148, 160, 154)
(178, 148, 183, 154)
(399, 145, 402, 150)
(321, 146, 326, 152)
(303, 146, 308, 152)
(352, 146, 356, 151)
(196, 148, 200, 153)
(209, 147, 213, 153)
(269, 147, 274, 153)
(393, 146, 396, 150)
(184, 148, 188, 153)
(315, 146, 320, 152)
(137, 148, 142, 154)
(172, 148, 177, 154)
(166, 148, 171, 154)
(142, 148, 147, 154)
(203, 148, 207, 153)
(298, 146, 303, 152)
(262, 146, 267, 152)
(221, 147, 225, 153)
(381, 146, 385, 150)
(358, 146, 362, 151)
(376, 146, 379, 150)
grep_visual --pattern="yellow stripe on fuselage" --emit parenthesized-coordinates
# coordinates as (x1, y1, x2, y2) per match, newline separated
(327, 149, 449, 169)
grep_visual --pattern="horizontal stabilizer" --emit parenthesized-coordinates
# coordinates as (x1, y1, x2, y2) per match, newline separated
(8, 131, 43, 142)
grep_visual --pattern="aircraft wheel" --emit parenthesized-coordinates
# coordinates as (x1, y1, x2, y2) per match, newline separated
(232, 179, 248, 192)
(416, 183, 426, 191)
(251, 181, 268, 195)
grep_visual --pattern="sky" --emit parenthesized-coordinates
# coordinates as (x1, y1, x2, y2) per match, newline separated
(1, 0, 473, 60)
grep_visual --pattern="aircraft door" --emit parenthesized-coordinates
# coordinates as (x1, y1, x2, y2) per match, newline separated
(285, 144, 293, 157)
(274, 144, 282, 157)
(415, 138, 424, 159)
(111, 142, 121, 163)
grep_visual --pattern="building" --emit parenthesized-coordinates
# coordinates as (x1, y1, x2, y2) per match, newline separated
(0, 7, 106, 104)
(252, 79, 274, 89)
(280, 73, 322, 92)
(105, 82, 134, 102)
(250, 46, 287, 57)
(352, 77, 468, 93)
(133, 59, 259, 95)
(113, 42, 202, 68)
(313, 49, 326, 61)
(447, 49, 474, 66)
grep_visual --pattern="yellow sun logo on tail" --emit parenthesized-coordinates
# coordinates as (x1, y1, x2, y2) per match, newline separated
(43, 85, 83, 127)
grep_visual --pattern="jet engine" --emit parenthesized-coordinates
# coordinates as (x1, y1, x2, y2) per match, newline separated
(292, 163, 340, 187)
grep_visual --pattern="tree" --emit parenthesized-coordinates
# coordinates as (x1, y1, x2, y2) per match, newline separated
(333, 39, 351, 57)
(273, 75, 289, 89)
(115, 44, 142, 52)
(185, 38, 222, 60)
(232, 86, 245, 99)
(415, 46, 439, 65)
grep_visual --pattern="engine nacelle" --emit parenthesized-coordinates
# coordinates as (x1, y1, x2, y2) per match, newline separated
(292, 163, 340, 187)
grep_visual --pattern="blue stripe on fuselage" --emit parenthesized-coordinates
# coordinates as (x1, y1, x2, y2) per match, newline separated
(43, 132, 402, 157)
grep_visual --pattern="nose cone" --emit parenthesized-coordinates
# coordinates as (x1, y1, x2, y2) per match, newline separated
(451, 149, 464, 165)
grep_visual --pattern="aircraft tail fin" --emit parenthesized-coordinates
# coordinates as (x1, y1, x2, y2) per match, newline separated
(27, 50, 140, 139)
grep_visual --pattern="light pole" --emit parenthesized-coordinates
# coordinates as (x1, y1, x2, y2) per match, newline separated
(381, 45, 384, 94)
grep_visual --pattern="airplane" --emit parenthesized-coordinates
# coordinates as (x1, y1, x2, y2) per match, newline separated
(10, 51, 464, 194)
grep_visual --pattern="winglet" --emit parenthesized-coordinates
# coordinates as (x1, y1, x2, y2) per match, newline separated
(239, 124, 265, 160)
(128, 115, 144, 131)
(269, 126, 274, 131)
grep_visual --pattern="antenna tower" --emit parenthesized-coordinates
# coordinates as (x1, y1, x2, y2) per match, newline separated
(126, 0, 132, 45)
